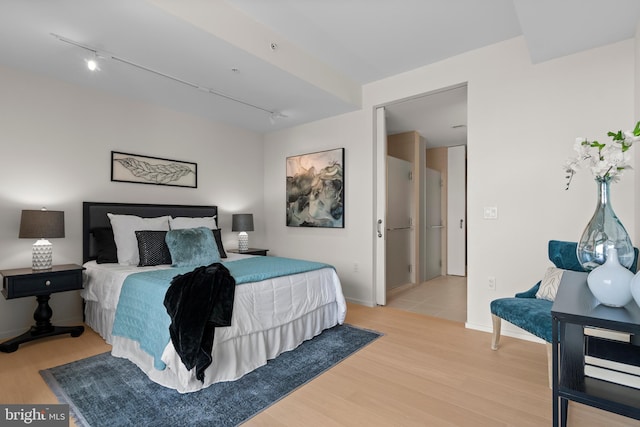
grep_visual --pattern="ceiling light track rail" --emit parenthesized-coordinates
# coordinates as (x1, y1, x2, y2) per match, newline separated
(50, 33, 283, 119)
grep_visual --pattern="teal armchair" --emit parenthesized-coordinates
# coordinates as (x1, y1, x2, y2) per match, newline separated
(489, 240, 638, 387)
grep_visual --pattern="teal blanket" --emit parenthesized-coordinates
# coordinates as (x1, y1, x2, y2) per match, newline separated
(112, 256, 332, 370)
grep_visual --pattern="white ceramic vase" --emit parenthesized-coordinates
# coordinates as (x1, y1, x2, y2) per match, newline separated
(630, 271, 640, 308)
(587, 246, 633, 307)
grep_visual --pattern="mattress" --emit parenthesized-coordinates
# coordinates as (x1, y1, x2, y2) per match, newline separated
(81, 254, 347, 393)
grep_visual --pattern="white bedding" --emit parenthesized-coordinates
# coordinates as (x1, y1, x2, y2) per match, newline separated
(82, 254, 347, 393)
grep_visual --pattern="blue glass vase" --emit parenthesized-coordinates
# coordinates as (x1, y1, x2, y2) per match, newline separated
(576, 178, 634, 271)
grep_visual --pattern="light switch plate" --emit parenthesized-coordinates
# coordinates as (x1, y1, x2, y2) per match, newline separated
(483, 206, 498, 219)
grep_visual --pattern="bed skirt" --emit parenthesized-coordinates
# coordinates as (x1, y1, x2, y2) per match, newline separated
(84, 300, 340, 393)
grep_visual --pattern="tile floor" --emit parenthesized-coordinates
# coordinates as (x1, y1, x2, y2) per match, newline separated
(385, 275, 467, 323)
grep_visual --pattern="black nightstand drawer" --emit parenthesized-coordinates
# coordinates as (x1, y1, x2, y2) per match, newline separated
(1, 265, 84, 299)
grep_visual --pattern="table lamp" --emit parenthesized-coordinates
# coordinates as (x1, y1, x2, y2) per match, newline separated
(232, 214, 254, 252)
(19, 208, 65, 270)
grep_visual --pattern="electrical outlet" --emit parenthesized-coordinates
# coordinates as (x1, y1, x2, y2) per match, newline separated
(488, 276, 496, 290)
(353, 262, 359, 273)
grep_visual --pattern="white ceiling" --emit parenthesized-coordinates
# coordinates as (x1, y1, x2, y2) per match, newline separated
(1, 0, 639, 144)
(385, 84, 469, 148)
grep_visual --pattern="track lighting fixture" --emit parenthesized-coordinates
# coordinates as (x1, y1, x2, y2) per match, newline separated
(269, 111, 288, 124)
(50, 33, 286, 122)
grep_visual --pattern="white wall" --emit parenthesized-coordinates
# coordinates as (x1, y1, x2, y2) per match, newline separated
(264, 36, 637, 340)
(263, 111, 373, 305)
(635, 21, 640, 245)
(0, 65, 265, 339)
(463, 38, 634, 335)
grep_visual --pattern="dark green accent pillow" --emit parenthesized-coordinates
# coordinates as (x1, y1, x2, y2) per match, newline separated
(165, 227, 220, 267)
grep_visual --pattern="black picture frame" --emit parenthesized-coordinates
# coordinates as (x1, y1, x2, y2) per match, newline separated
(286, 147, 344, 228)
(111, 151, 197, 188)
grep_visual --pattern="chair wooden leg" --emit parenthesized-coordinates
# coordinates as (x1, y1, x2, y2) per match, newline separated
(546, 343, 553, 389)
(491, 314, 501, 350)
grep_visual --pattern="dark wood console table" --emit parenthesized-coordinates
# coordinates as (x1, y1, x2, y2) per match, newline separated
(551, 278, 640, 426)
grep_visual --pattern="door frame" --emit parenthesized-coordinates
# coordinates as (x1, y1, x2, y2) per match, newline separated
(374, 107, 387, 305)
(374, 84, 468, 306)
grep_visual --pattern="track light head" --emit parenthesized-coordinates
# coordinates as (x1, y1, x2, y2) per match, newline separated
(86, 58, 98, 71)
(85, 52, 100, 72)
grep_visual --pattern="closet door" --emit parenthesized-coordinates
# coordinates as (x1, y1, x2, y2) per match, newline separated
(447, 145, 466, 276)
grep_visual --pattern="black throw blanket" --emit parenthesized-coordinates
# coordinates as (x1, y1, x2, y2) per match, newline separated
(163, 263, 236, 382)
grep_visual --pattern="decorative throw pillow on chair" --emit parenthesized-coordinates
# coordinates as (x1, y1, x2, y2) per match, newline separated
(535, 267, 565, 301)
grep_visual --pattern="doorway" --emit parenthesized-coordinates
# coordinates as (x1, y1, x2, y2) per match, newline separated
(375, 84, 468, 322)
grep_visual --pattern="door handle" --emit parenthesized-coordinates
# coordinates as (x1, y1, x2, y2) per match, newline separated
(377, 219, 383, 238)
(460, 219, 464, 229)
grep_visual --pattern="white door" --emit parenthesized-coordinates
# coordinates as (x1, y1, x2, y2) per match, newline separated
(447, 145, 466, 276)
(425, 167, 442, 281)
(375, 107, 387, 305)
(386, 156, 414, 290)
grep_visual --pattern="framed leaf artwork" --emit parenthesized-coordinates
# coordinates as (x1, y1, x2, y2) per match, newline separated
(111, 151, 197, 188)
(286, 148, 344, 228)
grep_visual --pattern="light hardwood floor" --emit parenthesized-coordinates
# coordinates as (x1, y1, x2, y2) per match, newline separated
(386, 275, 467, 322)
(1, 303, 637, 426)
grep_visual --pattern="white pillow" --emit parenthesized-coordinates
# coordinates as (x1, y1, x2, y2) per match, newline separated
(107, 214, 170, 265)
(169, 216, 217, 230)
(535, 267, 565, 301)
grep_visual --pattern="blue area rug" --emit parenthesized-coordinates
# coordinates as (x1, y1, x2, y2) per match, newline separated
(40, 324, 381, 427)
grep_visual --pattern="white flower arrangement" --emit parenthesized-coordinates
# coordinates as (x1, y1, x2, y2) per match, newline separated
(564, 121, 640, 190)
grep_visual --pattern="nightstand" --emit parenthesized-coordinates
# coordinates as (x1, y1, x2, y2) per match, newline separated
(228, 248, 269, 256)
(0, 264, 85, 353)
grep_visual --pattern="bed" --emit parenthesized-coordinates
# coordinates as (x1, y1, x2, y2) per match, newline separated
(81, 201, 346, 393)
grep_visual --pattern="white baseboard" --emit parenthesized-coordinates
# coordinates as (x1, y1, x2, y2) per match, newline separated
(344, 297, 375, 307)
(465, 321, 546, 344)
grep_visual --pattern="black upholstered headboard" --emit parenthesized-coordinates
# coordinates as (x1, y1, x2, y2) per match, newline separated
(82, 201, 218, 263)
